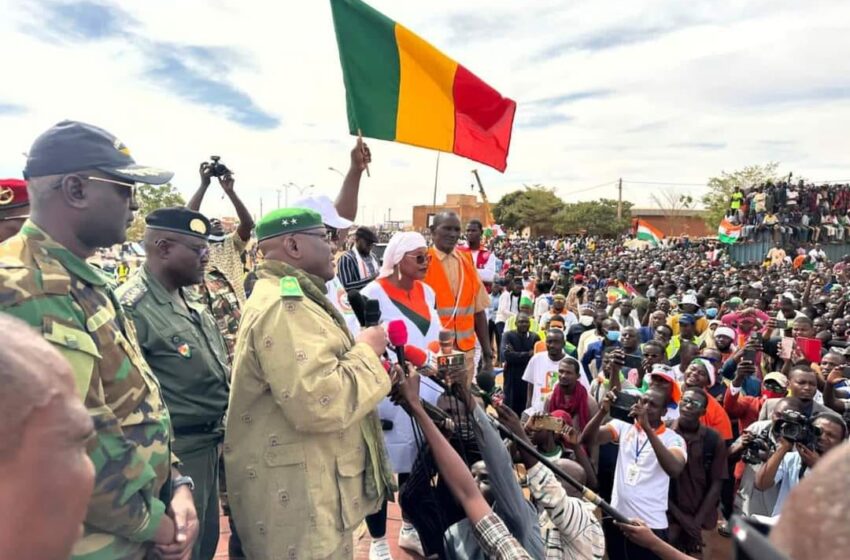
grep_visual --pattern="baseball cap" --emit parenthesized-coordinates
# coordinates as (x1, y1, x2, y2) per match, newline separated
(763, 372, 789, 388)
(23, 120, 173, 185)
(678, 313, 696, 325)
(293, 195, 353, 229)
(648, 364, 682, 404)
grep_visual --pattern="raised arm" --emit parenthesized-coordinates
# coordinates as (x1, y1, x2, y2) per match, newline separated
(335, 139, 370, 221)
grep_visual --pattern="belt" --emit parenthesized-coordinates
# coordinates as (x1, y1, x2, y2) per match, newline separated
(173, 420, 223, 437)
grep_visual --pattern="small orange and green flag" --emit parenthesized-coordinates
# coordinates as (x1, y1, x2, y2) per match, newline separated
(330, 0, 517, 172)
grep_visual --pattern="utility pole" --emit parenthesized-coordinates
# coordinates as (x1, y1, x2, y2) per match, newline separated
(260, 196, 264, 217)
(276, 189, 282, 209)
(432, 152, 441, 211)
(617, 178, 623, 219)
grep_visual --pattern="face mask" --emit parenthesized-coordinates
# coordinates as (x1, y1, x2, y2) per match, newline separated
(606, 330, 621, 342)
(580, 315, 594, 327)
(706, 308, 718, 319)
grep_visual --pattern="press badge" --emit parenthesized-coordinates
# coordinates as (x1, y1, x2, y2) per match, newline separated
(626, 463, 641, 486)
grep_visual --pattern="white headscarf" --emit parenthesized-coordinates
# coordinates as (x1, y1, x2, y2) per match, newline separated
(378, 232, 427, 278)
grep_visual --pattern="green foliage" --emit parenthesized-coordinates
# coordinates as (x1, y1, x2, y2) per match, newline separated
(492, 185, 565, 234)
(555, 198, 633, 236)
(126, 183, 186, 241)
(702, 163, 780, 229)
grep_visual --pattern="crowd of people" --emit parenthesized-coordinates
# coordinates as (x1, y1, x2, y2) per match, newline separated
(729, 180, 850, 244)
(1, 119, 849, 560)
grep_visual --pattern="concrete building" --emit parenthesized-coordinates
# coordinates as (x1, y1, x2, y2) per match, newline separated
(412, 193, 490, 230)
(631, 208, 711, 237)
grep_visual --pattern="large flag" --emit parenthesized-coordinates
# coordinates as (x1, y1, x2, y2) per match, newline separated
(330, 0, 517, 172)
(718, 217, 742, 244)
(635, 219, 664, 245)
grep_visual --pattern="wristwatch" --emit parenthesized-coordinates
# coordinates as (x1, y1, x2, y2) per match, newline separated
(172, 475, 195, 492)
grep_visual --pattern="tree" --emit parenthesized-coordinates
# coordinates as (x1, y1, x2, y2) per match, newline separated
(126, 183, 186, 241)
(492, 185, 565, 235)
(555, 198, 632, 237)
(650, 188, 696, 236)
(702, 163, 780, 229)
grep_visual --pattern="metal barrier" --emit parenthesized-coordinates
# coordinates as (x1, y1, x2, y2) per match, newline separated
(729, 241, 850, 264)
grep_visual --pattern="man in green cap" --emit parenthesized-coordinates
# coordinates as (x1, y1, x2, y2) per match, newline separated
(116, 207, 230, 560)
(0, 121, 197, 559)
(225, 207, 394, 559)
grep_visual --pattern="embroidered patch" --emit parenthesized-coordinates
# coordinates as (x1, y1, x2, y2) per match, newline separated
(177, 342, 191, 358)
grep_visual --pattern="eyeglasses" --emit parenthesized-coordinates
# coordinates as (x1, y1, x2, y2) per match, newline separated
(406, 253, 431, 265)
(86, 176, 137, 197)
(166, 238, 210, 258)
(295, 230, 334, 243)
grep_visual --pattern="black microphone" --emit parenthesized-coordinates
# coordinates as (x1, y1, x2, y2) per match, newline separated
(364, 298, 381, 327)
(347, 290, 367, 326)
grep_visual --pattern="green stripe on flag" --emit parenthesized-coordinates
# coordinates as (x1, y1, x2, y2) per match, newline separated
(330, 0, 400, 140)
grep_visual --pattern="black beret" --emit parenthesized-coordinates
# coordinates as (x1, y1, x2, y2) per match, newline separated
(145, 207, 211, 239)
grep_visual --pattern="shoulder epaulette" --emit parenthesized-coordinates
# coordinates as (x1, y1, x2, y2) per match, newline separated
(118, 281, 148, 309)
(280, 276, 304, 299)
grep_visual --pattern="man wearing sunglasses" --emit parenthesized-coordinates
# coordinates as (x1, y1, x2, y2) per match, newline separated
(117, 207, 231, 560)
(0, 121, 199, 560)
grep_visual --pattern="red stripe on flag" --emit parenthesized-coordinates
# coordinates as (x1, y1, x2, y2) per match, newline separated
(452, 65, 516, 172)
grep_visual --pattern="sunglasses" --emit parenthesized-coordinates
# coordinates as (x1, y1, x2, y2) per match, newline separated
(296, 230, 334, 243)
(86, 175, 137, 197)
(406, 253, 431, 265)
(166, 238, 210, 258)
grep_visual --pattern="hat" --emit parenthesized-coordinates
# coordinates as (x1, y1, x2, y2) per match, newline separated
(648, 364, 682, 404)
(729, 297, 743, 305)
(519, 296, 533, 308)
(355, 226, 378, 243)
(574, 274, 585, 282)
(256, 207, 324, 241)
(553, 294, 566, 303)
(0, 178, 29, 214)
(714, 326, 736, 340)
(293, 195, 353, 229)
(691, 358, 716, 386)
(24, 121, 173, 185)
(145, 207, 211, 239)
(678, 313, 696, 326)
(763, 372, 789, 388)
(682, 293, 699, 307)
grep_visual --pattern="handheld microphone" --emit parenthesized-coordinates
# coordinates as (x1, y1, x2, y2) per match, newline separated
(403, 345, 429, 368)
(438, 329, 454, 354)
(347, 290, 367, 326)
(387, 320, 408, 367)
(364, 298, 381, 327)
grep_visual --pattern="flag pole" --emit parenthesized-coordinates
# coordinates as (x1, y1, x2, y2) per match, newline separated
(432, 152, 441, 212)
(356, 128, 370, 177)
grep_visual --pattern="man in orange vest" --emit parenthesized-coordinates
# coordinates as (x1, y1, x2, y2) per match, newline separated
(423, 212, 494, 384)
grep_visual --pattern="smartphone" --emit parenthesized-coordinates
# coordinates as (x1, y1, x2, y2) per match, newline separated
(623, 354, 643, 370)
(775, 319, 787, 330)
(743, 348, 756, 362)
(530, 415, 565, 433)
(843, 366, 850, 379)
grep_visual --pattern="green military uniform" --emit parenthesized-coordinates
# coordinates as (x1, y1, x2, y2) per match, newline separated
(224, 208, 394, 560)
(117, 238, 230, 558)
(0, 222, 175, 560)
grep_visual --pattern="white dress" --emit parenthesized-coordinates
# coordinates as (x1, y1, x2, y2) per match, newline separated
(361, 279, 445, 473)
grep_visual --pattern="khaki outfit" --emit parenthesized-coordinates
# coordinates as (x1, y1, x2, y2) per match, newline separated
(224, 260, 394, 559)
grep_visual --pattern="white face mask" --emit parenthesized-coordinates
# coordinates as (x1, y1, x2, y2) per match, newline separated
(580, 315, 594, 327)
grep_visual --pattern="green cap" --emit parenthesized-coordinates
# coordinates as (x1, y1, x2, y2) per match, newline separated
(256, 207, 324, 241)
(520, 296, 533, 307)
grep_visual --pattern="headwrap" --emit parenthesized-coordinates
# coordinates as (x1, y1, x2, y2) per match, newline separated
(714, 326, 737, 340)
(691, 358, 716, 386)
(378, 232, 427, 278)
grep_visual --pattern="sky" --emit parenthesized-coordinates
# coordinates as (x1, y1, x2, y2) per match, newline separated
(1, 0, 849, 224)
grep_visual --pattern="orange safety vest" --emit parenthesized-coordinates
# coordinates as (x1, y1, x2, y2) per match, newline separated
(423, 247, 480, 351)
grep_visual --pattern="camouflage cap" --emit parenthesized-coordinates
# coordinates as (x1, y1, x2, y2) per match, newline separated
(256, 207, 323, 241)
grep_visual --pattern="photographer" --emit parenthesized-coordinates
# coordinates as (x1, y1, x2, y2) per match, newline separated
(759, 365, 838, 420)
(754, 412, 846, 515)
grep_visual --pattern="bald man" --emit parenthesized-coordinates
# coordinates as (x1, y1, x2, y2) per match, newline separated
(0, 314, 95, 560)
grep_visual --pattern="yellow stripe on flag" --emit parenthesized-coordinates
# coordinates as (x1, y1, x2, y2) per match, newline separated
(394, 24, 457, 151)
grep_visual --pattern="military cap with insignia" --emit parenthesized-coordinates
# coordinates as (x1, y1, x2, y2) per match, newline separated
(256, 207, 324, 241)
(0, 178, 29, 217)
(23, 120, 174, 185)
(145, 207, 211, 239)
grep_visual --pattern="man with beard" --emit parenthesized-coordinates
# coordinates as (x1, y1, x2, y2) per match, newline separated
(424, 212, 494, 383)
(117, 208, 230, 560)
(186, 161, 255, 306)
(0, 121, 197, 559)
(0, 178, 29, 242)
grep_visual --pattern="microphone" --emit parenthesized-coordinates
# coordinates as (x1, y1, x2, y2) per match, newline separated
(387, 320, 408, 367)
(364, 298, 381, 327)
(347, 290, 367, 326)
(403, 345, 429, 368)
(475, 369, 496, 398)
(438, 329, 454, 354)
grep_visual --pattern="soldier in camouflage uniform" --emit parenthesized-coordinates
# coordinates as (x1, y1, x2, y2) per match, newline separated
(0, 121, 198, 560)
(117, 207, 230, 560)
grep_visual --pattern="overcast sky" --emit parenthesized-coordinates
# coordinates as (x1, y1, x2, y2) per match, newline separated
(1, 0, 849, 223)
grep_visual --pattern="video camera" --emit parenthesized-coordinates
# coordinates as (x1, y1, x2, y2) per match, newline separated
(775, 410, 821, 449)
(742, 431, 775, 465)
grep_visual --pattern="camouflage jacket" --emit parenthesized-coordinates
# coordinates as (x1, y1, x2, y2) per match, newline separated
(0, 221, 174, 560)
(193, 267, 241, 367)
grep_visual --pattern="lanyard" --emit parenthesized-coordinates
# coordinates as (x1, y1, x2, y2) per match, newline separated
(634, 430, 651, 463)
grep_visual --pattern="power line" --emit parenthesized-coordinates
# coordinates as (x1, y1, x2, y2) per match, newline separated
(559, 180, 618, 197)
(623, 180, 710, 187)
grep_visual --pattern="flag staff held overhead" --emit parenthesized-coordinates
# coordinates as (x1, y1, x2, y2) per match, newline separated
(356, 128, 370, 177)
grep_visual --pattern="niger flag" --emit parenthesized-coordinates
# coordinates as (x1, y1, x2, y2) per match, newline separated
(330, 0, 517, 172)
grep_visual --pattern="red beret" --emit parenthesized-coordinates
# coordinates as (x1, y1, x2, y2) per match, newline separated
(0, 179, 28, 211)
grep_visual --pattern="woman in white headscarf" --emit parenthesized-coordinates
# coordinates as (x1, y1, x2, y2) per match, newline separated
(360, 231, 443, 556)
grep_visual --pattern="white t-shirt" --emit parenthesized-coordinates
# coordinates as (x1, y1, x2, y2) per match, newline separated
(522, 353, 590, 416)
(607, 419, 687, 529)
(325, 276, 361, 336)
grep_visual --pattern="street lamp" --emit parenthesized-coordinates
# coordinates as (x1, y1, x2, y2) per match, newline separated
(281, 182, 315, 207)
(328, 166, 345, 177)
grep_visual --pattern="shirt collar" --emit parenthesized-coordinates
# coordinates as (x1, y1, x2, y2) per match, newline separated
(634, 422, 667, 436)
(21, 220, 107, 287)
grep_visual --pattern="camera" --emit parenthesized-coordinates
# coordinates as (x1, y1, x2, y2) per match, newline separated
(208, 155, 232, 178)
(775, 410, 821, 448)
(610, 391, 640, 424)
(742, 433, 774, 464)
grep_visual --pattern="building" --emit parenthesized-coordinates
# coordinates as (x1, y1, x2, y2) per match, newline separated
(412, 193, 490, 231)
(631, 208, 711, 237)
